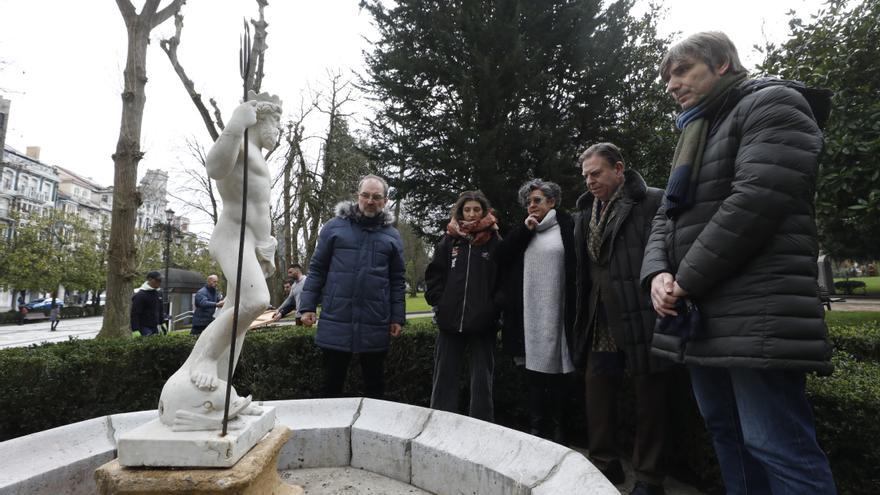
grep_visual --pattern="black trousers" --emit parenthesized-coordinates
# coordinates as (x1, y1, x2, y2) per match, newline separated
(430, 330, 496, 421)
(585, 351, 670, 485)
(321, 348, 387, 399)
(526, 369, 569, 442)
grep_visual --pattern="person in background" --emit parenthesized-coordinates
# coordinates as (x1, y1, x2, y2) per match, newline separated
(49, 300, 61, 332)
(191, 274, 224, 336)
(16, 294, 27, 325)
(272, 263, 307, 325)
(131, 271, 164, 337)
(425, 190, 501, 421)
(496, 179, 576, 443)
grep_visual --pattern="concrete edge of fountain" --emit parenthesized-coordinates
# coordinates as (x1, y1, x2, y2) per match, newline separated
(0, 398, 617, 495)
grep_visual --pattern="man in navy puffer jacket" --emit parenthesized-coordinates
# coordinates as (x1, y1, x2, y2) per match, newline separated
(299, 175, 406, 399)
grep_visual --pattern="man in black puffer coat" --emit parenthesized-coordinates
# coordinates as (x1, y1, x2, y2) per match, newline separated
(641, 31, 836, 494)
(572, 143, 670, 494)
(131, 271, 164, 337)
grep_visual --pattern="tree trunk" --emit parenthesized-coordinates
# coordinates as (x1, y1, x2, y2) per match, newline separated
(283, 149, 292, 266)
(99, 0, 183, 338)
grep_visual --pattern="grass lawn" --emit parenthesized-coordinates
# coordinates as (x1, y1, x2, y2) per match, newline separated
(406, 292, 431, 313)
(832, 276, 880, 295)
(825, 311, 880, 326)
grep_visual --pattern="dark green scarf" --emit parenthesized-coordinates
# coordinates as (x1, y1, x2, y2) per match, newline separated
(664, 71, 747, 218)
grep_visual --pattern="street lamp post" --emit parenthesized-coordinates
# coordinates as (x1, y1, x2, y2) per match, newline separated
(163, 208, 174, 334)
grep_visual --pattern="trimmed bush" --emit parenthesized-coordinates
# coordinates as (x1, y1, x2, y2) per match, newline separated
(834, 280, 867, 295)
(808, 353, 880, 494)
(0, 320, 877, 493)
(828, 323, 880, 362)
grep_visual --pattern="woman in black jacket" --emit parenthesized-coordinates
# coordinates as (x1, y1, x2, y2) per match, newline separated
(425, 190, 501, 421)
(496, 179, 576, 442)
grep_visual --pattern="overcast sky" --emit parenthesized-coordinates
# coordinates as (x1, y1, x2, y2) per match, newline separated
(0, 0, 824, 231)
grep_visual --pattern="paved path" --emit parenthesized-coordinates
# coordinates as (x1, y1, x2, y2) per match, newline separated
(0, 315, 104, 349)
(829, 297, 880, 312)
(0, 311, 437, 349)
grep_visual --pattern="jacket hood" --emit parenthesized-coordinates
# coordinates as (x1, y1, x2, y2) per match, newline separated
(737, 77, 833, 130)
(334, 200, 396, 227)
(138, 281, 159, 292)
(576, 169, 648, 211)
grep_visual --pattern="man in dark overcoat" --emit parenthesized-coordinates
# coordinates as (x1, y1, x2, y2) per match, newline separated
(572, 142, 669, 494)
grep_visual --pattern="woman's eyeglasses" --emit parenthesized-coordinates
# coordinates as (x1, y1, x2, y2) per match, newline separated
(526, 196, 545, 206)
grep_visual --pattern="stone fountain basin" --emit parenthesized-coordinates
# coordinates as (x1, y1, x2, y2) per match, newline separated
(0, 398, 616, 494)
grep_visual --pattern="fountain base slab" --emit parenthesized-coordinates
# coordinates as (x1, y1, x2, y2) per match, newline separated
(95, 424, 302, 495)
(116, 407, 275, 468)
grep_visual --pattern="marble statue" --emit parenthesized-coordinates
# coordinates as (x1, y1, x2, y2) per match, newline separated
(158, 90, 282, 431)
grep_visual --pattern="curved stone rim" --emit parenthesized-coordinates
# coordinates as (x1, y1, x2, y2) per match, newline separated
(0, 398, 616, 495)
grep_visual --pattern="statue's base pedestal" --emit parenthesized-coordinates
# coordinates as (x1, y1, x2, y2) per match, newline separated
(118, 407, 276, 468)
(95, 425, 302, 495)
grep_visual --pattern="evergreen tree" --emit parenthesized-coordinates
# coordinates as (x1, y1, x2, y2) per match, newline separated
(361, 0, 675, 234)
(758, 0, 880, 259)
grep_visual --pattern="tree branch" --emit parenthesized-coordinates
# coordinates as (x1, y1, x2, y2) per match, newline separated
(152, 0, 186, 28)
(209, 98, 225, 130)
(250, 0, 269, 92)
(160, 12, 220, 141)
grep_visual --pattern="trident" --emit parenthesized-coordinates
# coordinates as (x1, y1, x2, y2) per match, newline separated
(221, 19, 252, 437)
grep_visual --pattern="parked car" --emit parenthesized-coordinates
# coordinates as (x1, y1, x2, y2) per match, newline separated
(24, 298, 64, 311)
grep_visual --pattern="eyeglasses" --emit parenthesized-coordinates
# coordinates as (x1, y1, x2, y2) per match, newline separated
(526, 196, 545, 206)
(359, 192, 386, 202)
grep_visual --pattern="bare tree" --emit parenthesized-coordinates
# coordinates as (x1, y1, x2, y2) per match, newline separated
(167, 139, 219, 224)
(300, 72, 369, 260)
(159, 0, 270, 226)
(99, 0, 185, 339)
(159, 0, 270, 140)
(278, 95, 318, 265)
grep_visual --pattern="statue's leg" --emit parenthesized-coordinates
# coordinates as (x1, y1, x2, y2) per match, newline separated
(187, 240, 270, 391)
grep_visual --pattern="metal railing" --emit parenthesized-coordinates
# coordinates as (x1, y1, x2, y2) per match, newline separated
(171, 310, 194, 330)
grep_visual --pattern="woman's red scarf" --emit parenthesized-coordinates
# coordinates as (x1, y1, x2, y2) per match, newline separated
(446, 212, 499, 246)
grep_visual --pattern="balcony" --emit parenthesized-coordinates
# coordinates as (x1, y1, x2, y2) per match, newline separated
(15, 187, 52, 203)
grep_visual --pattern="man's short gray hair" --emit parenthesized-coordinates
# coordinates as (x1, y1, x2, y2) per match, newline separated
(660, 31, 747, 82)
(518, 179, 561, 208)
(358, 174, 390, 197)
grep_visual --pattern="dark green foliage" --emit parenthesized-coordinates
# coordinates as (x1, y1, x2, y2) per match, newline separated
(828, 322, 880, 362)
(361, 0, 677, 235)
(825, 311, 880, 327)
(758, 0, 880, 259)
(808, 353, 880, 494)
(0, 320, 878, 493)
(834, 280, 868, 295)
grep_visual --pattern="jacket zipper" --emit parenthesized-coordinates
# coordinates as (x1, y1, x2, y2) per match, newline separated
(458, 243, 472, 332)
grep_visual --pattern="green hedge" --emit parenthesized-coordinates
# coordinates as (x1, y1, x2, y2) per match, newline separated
(808, 353, 880, 494)
(828, 323, 880, 362)
(0, 320, 877, 494)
